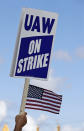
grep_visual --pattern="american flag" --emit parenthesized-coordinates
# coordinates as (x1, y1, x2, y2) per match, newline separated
(25, 85, 62, 114)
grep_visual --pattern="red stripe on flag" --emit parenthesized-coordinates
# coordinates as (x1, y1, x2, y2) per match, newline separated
(43, 94, 62, 101)
(44, 91, 62, 99)
(26, 103, 60, 112)
(25, 107, 59, 114)
(44, 89, 62, 97)
(26, 99, 61, 108)
(42, 98, 61, 105)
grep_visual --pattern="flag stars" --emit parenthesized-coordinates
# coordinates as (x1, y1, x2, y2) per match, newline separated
(28, 85, 44, 99)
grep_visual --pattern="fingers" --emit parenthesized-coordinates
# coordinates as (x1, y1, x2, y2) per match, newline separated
(15, 112, 27, 121)
(23, 112, 27, 116)
(15, 112, 27, 122)
(15, 112, 27, 128)
(14, 112, 27, 130)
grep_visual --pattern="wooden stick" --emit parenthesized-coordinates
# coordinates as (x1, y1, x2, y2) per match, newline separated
(19, 78, 30, 114)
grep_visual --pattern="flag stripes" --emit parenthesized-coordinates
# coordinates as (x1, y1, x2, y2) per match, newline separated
(43, 94, 62, 101)
(26, 98, 61, 111)
(25, 107, 59, 114)
(26, 103, 60, 112)
(42, 98, 61, 105)
(26, 99, 61, 108)
(44, 89, 62, 98)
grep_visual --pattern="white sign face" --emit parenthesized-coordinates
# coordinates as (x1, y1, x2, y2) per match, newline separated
(10, 8, 58, 79)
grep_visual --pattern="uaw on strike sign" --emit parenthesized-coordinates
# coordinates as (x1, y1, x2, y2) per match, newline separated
(10, 8, 58, 79)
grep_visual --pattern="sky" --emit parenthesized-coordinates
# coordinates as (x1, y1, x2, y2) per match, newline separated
(0, 0, 84, 130)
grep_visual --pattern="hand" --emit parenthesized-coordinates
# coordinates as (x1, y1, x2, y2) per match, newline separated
(14, 112, 27, 131)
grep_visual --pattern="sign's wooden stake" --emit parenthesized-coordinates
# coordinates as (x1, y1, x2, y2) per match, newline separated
(19, 78, 30, 114)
